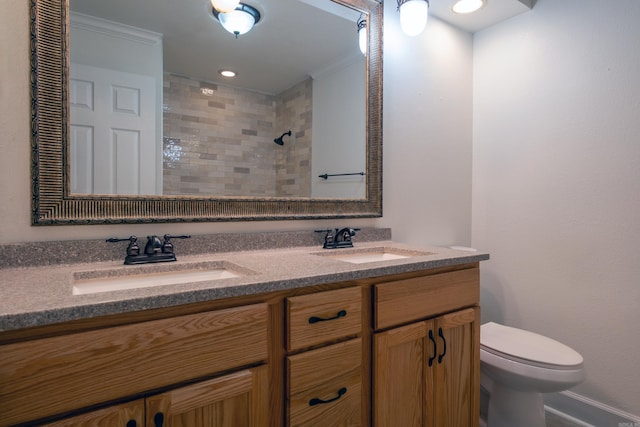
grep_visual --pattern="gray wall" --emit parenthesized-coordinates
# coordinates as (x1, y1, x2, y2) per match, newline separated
(473, 0, 640, 417)
(381, 0, 474, 248)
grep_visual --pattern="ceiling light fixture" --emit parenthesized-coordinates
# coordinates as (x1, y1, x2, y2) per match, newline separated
(211, 0, 240, 13)
(452, 0, 486, 14)
(219, 69, 236, 77)
(212, 3, 261, 38)
(397, 0, 429, 37)
(357, 14, 367, 55)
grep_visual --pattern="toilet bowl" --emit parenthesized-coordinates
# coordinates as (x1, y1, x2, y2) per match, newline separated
(480, 322, 585, 427)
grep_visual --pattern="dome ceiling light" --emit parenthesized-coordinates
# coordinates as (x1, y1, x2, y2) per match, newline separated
(212, 3, 261, 38)
(357, 14, 367, 55)
(211, 0, 240, 13)
(397, 0, 429, 37)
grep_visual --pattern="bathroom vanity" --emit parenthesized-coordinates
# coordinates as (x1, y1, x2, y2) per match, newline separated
(0, 237, 487, 426)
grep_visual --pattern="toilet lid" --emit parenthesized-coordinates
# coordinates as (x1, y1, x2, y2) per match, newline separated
(481, 322, 583, 368)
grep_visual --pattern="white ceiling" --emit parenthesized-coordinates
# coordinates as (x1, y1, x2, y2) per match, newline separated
(430, 0, 536, 33)
(70, 0, 363, 95)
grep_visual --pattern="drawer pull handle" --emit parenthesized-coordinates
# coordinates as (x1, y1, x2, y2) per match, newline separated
(438, 327, 447, 363)
(309, 387, 347, 406)
(428, 329, 437, 367)
(126, 421, 137, 427)
(308, 310, 347, 324)
(154, 412, 164, 427)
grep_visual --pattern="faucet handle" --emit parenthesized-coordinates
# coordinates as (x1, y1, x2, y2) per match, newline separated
(163, 234, 191, 240)
(315, 229, 336, 249)
(106, 236, 136, 243)
(106, 236, 140, 257)
(161, 234, 191, 254)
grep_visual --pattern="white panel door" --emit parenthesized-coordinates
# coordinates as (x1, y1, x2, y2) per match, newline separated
(70, 63, 158, 195)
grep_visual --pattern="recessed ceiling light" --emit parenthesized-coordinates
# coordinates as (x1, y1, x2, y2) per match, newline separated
(452, 0, 485, 14)
(219, 69, 237, 77)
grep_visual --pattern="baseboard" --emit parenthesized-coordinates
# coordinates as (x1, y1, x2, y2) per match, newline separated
(545, 391, 640, 427)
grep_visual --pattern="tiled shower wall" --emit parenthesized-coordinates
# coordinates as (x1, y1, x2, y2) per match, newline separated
(275, 78, 312, 197)
(162, 74, 312, 197)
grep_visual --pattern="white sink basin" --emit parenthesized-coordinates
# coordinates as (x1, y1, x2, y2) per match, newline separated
(72, 261, 249, 295)
(313, 247, 434, 264)
(326, 252, 410, 264)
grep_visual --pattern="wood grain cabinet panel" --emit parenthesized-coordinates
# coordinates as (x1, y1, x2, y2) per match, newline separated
(432, 308, 480, 427)
(287, 287, 362, 352)
(0, 303, 268, 426)
(146, 365, 269, 427)
(288, 338, 362, 427)
(373, 308, 480, 427)
(374, 267, 479, 330)
(42, 367, 269, 427)
(373, 321, 429, 427)
(41, 399, 145, 427)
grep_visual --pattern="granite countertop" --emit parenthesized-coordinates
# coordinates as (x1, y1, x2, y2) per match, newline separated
(0, 239, 489, 332)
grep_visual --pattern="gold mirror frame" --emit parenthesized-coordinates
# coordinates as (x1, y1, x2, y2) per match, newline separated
(30, 0, 382, 225)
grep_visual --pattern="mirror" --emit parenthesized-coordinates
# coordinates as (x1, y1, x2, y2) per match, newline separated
(68, 0, 365, 199)
(30, 0, 382, 224)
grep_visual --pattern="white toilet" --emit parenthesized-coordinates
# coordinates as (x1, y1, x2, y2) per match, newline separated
(480, 322, 585, 427)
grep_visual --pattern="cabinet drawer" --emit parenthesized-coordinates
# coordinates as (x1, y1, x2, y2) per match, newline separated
(0, 303, 268, 427)
(374, 267, 479, 330)
(288, 338, 362, 426)
(287, 286, 362, 351)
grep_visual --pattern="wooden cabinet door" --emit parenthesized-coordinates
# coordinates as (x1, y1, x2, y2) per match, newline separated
(432, 308, 480, 427)
(41, 400, 144, 427)
(373, 308, 480, 427)
(145, 366, 269, 427)
(373, 320, 433, 427)
(0, 304, 268, 427)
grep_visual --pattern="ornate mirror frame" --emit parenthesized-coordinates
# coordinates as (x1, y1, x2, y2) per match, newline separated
(30, 0, 383, 225)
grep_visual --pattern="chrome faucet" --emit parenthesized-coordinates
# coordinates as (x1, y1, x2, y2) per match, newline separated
(315, 227, 360, 249)
(107, 234, 191, 265)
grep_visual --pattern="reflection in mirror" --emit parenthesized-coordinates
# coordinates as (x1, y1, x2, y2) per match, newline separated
(30, 0, 382, 224)
(68, 0, 366, 199)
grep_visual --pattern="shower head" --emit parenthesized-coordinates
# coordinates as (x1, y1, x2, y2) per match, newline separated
(274, 130, 292, 146)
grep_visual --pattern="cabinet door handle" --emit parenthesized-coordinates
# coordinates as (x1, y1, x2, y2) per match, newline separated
(428, 329, 437, 367)
(308, 310, 347, 324)
(153, 412, 164, 427)
(309, 387, 347, 406)
(126, 421, 137, 427)
(437, 327, 447, 363)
